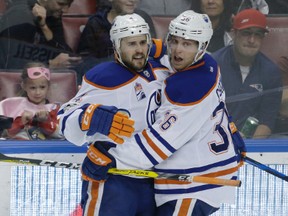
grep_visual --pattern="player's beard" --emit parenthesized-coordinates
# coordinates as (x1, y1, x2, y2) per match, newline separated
(123, 55, 147, 72)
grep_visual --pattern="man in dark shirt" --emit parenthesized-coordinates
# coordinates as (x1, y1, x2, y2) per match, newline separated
(0, 0, 81, 69)
(212, 9, 282, 139)
(78, 0, 156, 59)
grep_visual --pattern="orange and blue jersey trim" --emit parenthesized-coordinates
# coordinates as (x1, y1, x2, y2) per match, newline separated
(134, 126, 176, 165)
(164, 54, 219, 105)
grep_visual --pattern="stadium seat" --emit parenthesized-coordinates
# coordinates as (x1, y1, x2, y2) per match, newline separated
(0, 70, 78, 104)
(260, 15, 288, 64)
(0, 0, 7, 16)
(62, 16, 89, 52)
(65, 0, 96, 15)
(151, 16, 174, 40)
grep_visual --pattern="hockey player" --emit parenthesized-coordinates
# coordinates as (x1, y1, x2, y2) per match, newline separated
(81, 10, 245, 215)
(57, 14, 170, 215)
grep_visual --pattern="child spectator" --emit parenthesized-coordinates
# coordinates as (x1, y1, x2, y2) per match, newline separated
(0, 62, 63, 140)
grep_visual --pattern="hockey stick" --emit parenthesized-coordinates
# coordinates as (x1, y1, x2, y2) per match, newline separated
(0, 152, 241, 187)
(242, 154, 288, 182)
(107, 168, 241, 187)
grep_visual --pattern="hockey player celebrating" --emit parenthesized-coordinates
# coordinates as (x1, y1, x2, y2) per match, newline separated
(57, 14, 170, 215)
(78, 10, 245, 216)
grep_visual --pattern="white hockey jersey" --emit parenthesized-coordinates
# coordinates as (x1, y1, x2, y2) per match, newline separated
(58, 60, 170, 146)
(109, 54, 241, 208)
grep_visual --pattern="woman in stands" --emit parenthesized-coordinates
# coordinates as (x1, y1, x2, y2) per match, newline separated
(0, 62, 63, 140)
(191, 0, 233, 53)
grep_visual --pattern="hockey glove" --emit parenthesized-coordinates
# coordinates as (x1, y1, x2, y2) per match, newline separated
(80, 104, 135, 144)
(81, 143, 115, 182)
(149, 38, 167, 60)
(229, 121, 247, 166)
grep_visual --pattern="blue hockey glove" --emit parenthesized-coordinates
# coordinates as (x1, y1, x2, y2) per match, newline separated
(81, 143, 116, 182)
(149, 38, 167, 60)
(229, 121, 247, 166)
(80, 104, 135, 144)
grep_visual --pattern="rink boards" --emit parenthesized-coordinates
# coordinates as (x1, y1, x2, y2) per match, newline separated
(0, 139, 287, 215)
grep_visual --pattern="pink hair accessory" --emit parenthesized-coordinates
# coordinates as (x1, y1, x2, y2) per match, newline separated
(27, 67, 51, 81)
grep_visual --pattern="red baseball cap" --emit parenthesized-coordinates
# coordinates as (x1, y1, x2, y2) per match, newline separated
(233, 9, 269, 32)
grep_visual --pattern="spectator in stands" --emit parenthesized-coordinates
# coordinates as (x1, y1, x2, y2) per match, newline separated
(233, 0, 269, 15)
(76, 0, 156, 82)
(265, 0, 288, 14)
(191, 0, 233, 53)
(0, 62, 63, 140)
(273, 56, 288, 136)
(212, 9, 282, 139)
(0, 0, 82, 70)
(78, 0, 156, 59)
(137, 0, 192, 16)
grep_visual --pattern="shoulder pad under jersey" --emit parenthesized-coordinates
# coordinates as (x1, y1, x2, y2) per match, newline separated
(165, 54, 219, 105)
(148, 59, 169, 70)
(137, 59, 169, 82)
(84, 62, 136, 88)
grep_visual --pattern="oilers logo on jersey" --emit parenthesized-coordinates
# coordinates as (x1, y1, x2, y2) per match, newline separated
(134, 82, 146, 101)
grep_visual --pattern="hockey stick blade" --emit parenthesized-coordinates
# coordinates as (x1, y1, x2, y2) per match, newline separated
(0, 153, 241, 187)
(242, 155, 288, 182)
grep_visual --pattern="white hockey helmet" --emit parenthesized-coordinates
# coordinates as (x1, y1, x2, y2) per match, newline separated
(110, 13, 151, 66)
(167, 10, 213, 64)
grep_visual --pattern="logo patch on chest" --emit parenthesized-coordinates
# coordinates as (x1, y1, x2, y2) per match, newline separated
(134, 82, 146, 101)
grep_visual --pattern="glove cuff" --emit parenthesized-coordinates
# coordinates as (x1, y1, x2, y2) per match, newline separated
(81, 104, 101, 131)
(87, 144, 112, 166)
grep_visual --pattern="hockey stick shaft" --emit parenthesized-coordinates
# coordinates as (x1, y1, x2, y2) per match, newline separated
(0, 153, 241, 187)
(107, 168, 241, 187)
(242, 155, 288, 182)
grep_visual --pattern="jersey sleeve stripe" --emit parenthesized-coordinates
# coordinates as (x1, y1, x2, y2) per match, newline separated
(154, 156, 238, 174)
(60, 109, 76, 134)
(134, 134, 158, 165)
(155, 183, 222, 194)
(200, 164, 241, 178)
(142, 129, 168, 160)
(149, 126, 176, 153)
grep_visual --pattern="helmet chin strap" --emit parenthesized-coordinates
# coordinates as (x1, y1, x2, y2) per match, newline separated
(193, 41, 209, 63)
(187, 41, 209, 68)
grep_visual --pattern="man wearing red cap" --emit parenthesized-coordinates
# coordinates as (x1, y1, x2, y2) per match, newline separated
(212, 8, 282, 139)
